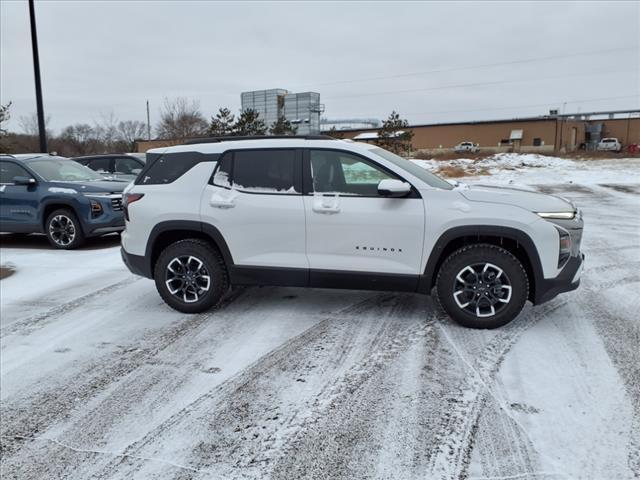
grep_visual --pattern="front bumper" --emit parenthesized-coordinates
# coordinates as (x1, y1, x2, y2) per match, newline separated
(534, 253, 584, 304)
(83, 195, 125, 236)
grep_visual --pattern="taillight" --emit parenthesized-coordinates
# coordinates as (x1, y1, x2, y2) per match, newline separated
(123, 193, 144, 221)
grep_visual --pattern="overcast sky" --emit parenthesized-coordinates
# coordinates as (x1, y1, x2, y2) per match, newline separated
(1, 0, 638, 133)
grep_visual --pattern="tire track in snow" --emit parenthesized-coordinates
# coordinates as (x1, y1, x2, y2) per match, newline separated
(92, 293, 435, 479)
(426, 300, 568, 480)
(0, 276, 138, 337)
(0, 287, 248, 472)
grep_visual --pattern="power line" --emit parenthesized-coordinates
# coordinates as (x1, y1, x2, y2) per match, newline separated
(398, 95, 640, 119)
(323, 68, 636, 100)
(292, 46, 638, 89)
(323, 95, 639, 126)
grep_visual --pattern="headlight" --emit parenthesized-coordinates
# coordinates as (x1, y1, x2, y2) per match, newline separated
(536, 211, 576, 220)
(82, 192, 113, 198)
(556, 226, 572, 268)
(90, 199, 103, 216)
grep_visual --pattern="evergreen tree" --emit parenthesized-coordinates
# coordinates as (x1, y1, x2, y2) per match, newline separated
(325, 126, 344, 139)
(269, 116, 298, 135)
(234, 109, 267, 136)
(377, 111, 413, 155)
(208, 108, 235, 136)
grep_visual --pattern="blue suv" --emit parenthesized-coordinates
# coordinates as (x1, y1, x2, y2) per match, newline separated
(0, 154, 128, 249)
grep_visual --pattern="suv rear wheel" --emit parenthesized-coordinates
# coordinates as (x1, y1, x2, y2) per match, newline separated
(45, 208, 85, 249)
(436, 244, 528, 329)
(154, 239, 229, 313)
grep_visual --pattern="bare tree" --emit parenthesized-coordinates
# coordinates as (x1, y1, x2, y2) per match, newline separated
(155, 97, 208, 140)
(117, 120, 147, 151)
(59, 124, 99, 156)
(94, 111, 119, 150)
(0, 102, 11, 135)
(19, 112, 52, 137)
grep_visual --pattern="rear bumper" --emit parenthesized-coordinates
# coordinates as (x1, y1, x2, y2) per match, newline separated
(534, 253, 584, 304)
(121, 247, 152, 278)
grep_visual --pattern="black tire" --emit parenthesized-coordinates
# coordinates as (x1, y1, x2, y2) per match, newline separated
(154, 239, 229, 314)
(436, 244, 528, 329)
(45, 208, 85, 249)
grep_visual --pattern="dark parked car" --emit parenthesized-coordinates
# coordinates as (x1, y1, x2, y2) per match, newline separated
(0, 154, 128, 249)
(73, 154, 145, 182)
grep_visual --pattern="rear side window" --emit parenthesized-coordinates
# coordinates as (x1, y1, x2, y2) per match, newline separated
(88, 158, 111, 173)
(137, 152, 218, 185)
(211, 149, 299, 194)
(114, 157, 143, 175)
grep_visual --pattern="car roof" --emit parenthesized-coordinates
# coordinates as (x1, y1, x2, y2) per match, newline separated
(73, 153, 143, 159)
(147, 136, 376, 156)
(12, 154, 69, 163)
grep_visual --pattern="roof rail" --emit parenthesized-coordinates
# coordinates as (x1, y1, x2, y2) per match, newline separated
(183, 135, 335, 145)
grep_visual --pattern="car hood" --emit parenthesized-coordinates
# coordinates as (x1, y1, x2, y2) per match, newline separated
(47, 180, 128, 194)
(459, 183, 574, 213)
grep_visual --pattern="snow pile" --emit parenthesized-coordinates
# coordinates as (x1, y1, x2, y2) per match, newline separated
(412, 154, 640, 185)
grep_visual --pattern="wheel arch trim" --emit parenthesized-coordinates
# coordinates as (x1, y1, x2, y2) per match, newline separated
(419, 225, 544, 300)
(144, 220, 234, 278)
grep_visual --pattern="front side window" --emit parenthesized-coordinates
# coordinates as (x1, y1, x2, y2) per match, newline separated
(370, 147, 453, 190)
(221, 149, 298, 194)
(212, 153, 232, 188)
(29, 158, 105, 182)
(0, 161, 30, 184)
(310, 149, 396, 196)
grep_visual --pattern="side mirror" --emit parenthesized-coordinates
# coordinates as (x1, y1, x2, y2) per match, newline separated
(377, 179, 411, 197)
(13, 176, 37, 186)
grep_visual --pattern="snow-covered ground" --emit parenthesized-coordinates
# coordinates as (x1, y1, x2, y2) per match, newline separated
(1, 155, 639, 479)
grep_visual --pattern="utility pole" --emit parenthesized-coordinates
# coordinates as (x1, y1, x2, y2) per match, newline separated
(28, 0, 47, 153)
(146, 100, 151, 140)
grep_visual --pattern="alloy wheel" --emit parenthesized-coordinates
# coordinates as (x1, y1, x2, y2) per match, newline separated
(452, 262, 512, 318)
(165, 255, 211, 303)
(49, 215, 76, 246)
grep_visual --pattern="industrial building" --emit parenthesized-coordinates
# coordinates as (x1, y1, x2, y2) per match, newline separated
(240, 88, 324, 135)
(135, 109, 639, 154)
(337, 110, 640, 154)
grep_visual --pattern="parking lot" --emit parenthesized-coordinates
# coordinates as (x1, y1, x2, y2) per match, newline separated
(1, 157, 639, 480)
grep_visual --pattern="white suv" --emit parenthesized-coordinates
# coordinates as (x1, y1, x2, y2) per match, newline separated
(454, 141, 480, 153)
(597, 137, 622, 152)
(121, 136, 584, 329)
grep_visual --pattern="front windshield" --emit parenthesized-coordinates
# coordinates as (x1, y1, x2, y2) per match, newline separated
(29, 158, 106, 182)
(370, 147, 453, 190)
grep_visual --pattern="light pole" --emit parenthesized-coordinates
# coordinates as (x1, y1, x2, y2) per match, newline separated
(28, 0, 47, 153)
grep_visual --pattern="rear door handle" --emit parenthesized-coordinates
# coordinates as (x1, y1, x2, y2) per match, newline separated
(209, 197, 235, 209)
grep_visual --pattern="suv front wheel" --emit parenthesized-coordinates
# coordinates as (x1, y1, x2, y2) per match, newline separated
(436, 244, 528, 329)
(154, 239, 229, 313)
(45, 208, 85, 249)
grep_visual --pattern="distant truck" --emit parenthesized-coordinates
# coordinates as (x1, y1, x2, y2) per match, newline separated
(596, 138, 622, 152)
(454, 141, 480, 153)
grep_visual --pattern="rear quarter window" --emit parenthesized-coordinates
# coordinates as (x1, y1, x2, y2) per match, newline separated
(136, 152, 219, 185)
